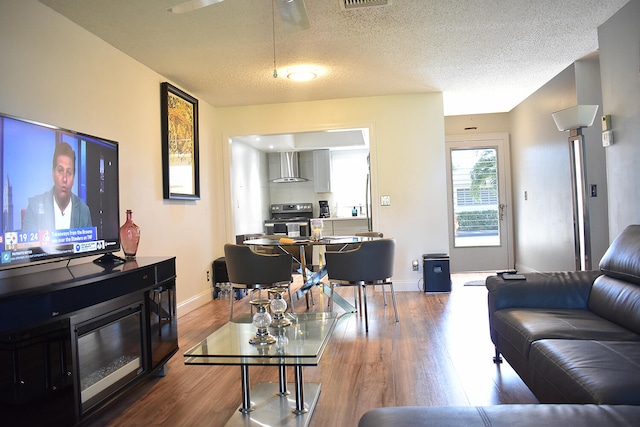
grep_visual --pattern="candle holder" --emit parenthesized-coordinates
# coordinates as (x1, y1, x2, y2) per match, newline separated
(249, 299, 276, 345)
(269, 287, 291, 328)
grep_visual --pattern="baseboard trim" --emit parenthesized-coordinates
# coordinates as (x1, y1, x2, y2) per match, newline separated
(176, 288, 213, 318)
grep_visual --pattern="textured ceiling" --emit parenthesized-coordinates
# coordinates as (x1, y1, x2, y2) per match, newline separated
(39, 0, 628, 116)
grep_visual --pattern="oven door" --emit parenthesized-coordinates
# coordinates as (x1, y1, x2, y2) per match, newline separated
(287, 221, 309, 237)
(264, 222, 287, 235)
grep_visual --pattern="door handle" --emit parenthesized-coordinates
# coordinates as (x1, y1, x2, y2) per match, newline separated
(499, 203, 506, 221)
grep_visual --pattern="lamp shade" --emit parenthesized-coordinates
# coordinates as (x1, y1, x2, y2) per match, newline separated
(551, 105, 599, 131)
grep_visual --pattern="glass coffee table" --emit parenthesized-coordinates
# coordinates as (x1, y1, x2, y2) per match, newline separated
(184, 312, 342, 427)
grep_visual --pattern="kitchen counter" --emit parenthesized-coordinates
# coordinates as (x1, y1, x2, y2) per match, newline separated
(314, 217, 369, 236)
(319, 216, 368, 220)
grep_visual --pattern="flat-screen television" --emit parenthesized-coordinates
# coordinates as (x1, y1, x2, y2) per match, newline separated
(0, 112, 121, 270)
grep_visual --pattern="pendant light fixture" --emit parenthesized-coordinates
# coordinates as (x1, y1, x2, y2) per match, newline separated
(272, 0, 278, 78)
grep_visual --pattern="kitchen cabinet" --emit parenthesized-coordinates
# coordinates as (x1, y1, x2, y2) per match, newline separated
(320, 217, 369, 236)
(313, 150, 331, 193)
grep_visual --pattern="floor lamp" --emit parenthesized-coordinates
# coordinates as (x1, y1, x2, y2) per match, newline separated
(551, 104, 599, 271)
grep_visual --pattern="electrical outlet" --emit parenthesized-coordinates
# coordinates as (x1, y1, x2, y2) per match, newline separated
(411, 259, 419, 271)
(381, 195, 391, 206)
(207, 270, 210, 282)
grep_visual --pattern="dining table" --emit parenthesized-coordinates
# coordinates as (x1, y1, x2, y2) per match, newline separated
(243, 235, 378, 313)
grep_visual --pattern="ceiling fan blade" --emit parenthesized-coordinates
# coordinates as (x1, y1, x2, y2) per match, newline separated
(277, 0, 310, 32)
(167, 0, 224, 14)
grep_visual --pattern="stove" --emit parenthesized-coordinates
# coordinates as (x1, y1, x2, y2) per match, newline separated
(265, 203, 313, 237)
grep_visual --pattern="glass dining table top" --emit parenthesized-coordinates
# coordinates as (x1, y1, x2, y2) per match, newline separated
(243, 235, 375, 246)
(184, 312, 340, 367)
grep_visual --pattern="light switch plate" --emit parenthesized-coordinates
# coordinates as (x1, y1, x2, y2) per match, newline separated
(380, 195, 391, 206)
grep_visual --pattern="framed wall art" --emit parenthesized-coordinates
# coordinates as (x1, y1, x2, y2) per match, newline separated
(160, 82, 200, 200)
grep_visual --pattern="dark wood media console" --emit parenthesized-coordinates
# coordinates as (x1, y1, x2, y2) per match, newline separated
(0, 256, 178, 426)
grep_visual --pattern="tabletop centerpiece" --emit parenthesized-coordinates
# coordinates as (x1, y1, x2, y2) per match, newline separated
(269, 287, 291, 328)
(249, 299, 276, 345)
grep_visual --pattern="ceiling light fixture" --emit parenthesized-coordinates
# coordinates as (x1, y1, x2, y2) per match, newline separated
(287, 67, 318, 81)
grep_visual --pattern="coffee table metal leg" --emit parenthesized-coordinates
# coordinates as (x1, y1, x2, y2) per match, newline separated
(277, 365, 290, 396)
(239, 364, 253, 413)
(292, 365, 308, 415)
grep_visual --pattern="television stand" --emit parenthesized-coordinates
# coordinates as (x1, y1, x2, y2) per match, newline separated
(0, 256, 178, 426)
(93, 252, 126, 266)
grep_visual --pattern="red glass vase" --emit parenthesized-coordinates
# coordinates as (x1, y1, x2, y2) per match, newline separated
(120, 210, 140, 259)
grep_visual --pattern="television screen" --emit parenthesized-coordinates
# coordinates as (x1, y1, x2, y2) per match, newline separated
(0, 113, 120, 270)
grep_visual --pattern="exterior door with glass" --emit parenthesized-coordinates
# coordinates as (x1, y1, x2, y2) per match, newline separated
(445, 134, 514, 272)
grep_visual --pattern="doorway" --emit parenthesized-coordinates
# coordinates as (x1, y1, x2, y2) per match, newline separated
(445, 134, 514, 272)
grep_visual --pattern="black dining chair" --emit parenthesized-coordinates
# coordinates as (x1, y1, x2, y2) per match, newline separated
(325, 238, 398, 332)
(223, 243, 294, 320)
(354, 232, 387, 304)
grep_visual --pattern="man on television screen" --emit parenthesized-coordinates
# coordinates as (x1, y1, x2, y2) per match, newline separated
(22, 142, 92, 231)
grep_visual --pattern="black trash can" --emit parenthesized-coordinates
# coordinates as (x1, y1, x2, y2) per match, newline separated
(423, 253, 451, 292)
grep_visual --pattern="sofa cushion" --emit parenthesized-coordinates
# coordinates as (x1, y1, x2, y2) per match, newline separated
(599, 224, 640, 285)
(529, 339, 640, 404)
(358, 405, 640, 427)
(589, 275, 640, 335)
(493, 308, 640, 357)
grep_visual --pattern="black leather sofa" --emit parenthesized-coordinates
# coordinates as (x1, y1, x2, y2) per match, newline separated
(487, 224, 640, 404)
(358, 404, 640, 427)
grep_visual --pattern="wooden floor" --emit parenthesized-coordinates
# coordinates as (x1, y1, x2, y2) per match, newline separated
(84, 273, 537, 427)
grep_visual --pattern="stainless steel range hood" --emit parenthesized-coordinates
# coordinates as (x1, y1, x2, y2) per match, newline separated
(271, 151, 308, 183)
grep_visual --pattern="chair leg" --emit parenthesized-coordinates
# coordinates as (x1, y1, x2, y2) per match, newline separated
(362, 285, 369, 332)
(389, 282, 399, 323)
(229, 291, 234, 320)
(381, 284, 387, 306)
(287, 285, 295, 314)
(328, 283, 334, 313)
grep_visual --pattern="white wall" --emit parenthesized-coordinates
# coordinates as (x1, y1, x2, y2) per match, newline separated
(0, 1, 227, 315)
(218, 94, 449, 290)
(510, 57, 610, 272)
(445, 113, 511, 135)
(598, 0, 640, 239)
(510, 65, 579, 272)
